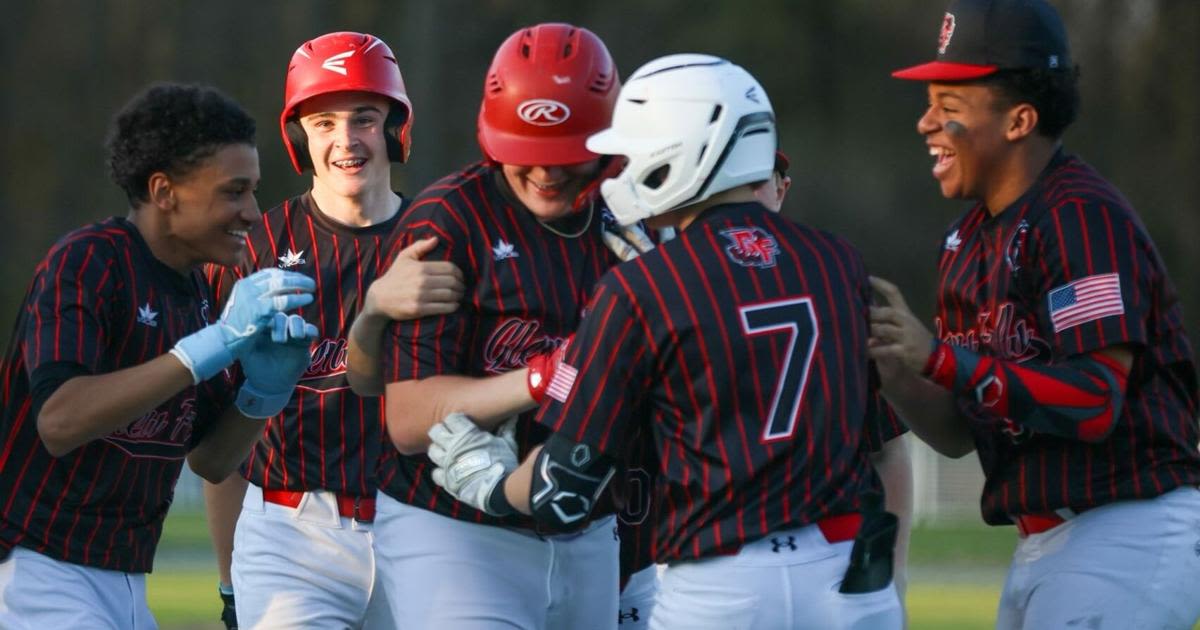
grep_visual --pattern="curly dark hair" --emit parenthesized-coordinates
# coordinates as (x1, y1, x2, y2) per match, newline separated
(980, 66, 1081, 140)
(106, 83, 256, 204)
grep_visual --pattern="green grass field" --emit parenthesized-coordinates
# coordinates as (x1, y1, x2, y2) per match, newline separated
(149, 509, 1200, 629)
(150, 509, 1017, 629)
(149, 570, 1004, 629)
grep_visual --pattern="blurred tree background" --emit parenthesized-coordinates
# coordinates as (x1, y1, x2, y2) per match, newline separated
(1, 0, 1197, 345)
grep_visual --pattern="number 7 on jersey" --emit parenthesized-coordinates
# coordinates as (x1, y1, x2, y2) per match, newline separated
(739, 297, 820, 443)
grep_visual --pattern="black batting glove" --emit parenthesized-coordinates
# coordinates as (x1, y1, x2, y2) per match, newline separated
(219, 586, 238, 630)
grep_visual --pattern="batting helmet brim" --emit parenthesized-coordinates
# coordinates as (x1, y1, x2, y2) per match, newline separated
(479, 127, 602, 166)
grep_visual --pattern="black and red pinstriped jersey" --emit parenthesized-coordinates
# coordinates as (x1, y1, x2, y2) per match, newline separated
(615, 370, 903, 582)
(0, 218, 232, 572)
(378, 162, 618, 526)
(933, 150, 1199, 524)
(617, 424, 657, 588)
(538, 201, 906, 562)
(206, 193, 402, 497)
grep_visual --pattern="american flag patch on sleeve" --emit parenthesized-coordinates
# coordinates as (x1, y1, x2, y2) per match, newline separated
(1047, 272, 1124, 333)
(546, 363, 578, 403)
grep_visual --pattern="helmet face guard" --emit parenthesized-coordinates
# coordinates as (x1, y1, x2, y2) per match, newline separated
(477, 23, 619, 167)
(280, 32, 413, 173)
(586, 54, 777, 226)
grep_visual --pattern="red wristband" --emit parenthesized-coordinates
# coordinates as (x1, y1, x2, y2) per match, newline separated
(526, 336, 573, 404)
(527, 353, 554, 404)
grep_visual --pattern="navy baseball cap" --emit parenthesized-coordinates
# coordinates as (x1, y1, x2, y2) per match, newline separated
(892, 0, 1071, 81)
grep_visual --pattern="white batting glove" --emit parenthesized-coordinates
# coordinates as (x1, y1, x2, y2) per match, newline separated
(428, 413, 518, 515)
(600, 207, 656, 262)
(497, 416, 519, 455)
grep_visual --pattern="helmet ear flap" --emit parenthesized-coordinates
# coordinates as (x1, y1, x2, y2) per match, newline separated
(384, 106, 410, 163)
(284, 118, 311, 171)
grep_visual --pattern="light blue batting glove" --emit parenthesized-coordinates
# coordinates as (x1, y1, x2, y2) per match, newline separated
(235, 312, 319, 418)
(171, 268, 316, 384)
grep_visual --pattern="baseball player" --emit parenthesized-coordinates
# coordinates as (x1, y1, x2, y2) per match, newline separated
(201, 31, 464, 629)
(614, 150, 789, 630)
(0, 83, 317, 628)
(612, 149, 914, 628)
(345, 22, 628, 629)
(426, 54, 907, 630)
(873, 0, 1200, 627)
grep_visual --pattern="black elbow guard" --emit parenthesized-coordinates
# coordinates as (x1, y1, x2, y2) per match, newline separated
(530, 433, 616, 531)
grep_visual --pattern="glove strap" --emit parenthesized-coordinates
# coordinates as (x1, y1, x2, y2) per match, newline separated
(486, 473, 516, 517)
(171, 325, 235, 385)
(235, 381, 291, 419)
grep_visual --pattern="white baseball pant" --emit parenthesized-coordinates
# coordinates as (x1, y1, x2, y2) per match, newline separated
(996, 485, 1200, 629)
(231, 484, 393, 629)
(372, 492, 619, 629)
(651, 522, 902, 629)
(619, 565, 659, 629)
(0, 545, 156, 629)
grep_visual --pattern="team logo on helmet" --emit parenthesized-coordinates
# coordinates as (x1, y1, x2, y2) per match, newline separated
(321, 50, 355, 76)
(938, 13, 956, 54)
(516, 99, 572, 126)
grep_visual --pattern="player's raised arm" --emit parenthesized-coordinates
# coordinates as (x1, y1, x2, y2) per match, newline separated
(870, 274, 1134, 445)
(384, 367, 541, 455)
(381, 318, 578, 457)
(428, 429, 617, 530)
(187, 311, 319, 481)
(867, 276, 975, 457)
(345, 236, 464, 397)
(35, 241, 315, 457)
(361, 211, 543, 454)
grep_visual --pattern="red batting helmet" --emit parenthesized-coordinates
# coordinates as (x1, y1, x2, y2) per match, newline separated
(477, 23, 619, 166)
(280, 31, 413, 173)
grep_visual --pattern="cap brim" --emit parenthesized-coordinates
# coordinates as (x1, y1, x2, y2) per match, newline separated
(892, 61, 999, 81)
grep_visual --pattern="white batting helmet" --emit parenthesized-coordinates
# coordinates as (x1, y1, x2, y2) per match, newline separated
(586, 54, 776, 225)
